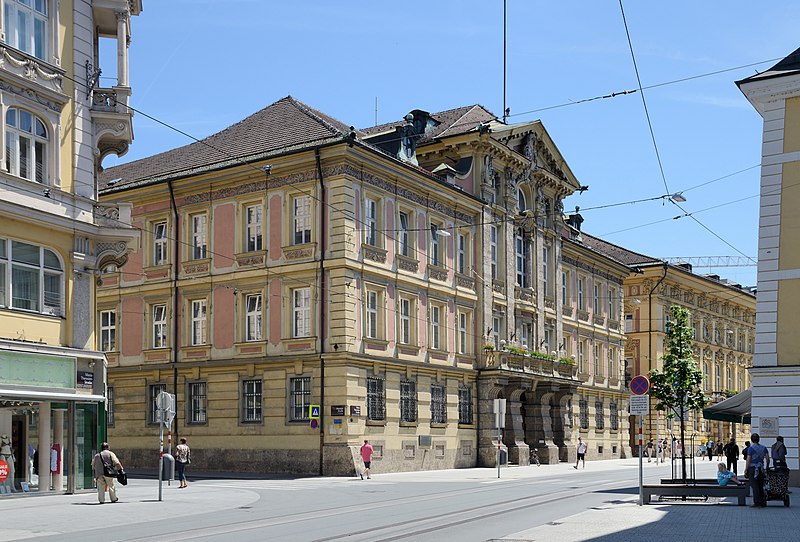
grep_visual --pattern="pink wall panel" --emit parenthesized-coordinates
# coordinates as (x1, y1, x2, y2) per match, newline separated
(123, 220, 143, 282)
(417, 214, 427, 273)
(121, 297, 143, 357)
(447, 299, 455, 352)
(354, 189, 361, 256)
(418, 292, 427, 350)
(269, 279, 282, 344)
(386, 283, 396, 345)
(213, 203, 235, 269)
(269, 195, 282, 261)
(213, 286, 234, 349)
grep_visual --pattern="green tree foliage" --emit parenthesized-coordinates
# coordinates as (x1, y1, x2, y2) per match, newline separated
(648, 304, 706, 482)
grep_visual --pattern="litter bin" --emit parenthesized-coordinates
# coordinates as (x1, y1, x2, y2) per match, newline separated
(161, 453, 175, 481)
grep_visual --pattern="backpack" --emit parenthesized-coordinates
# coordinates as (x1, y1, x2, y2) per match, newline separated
(100, 452, 118, 477)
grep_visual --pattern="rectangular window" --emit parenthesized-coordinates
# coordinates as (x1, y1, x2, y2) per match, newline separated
(561, 271, 568, 305)
(152, 304, 167, 349)
(153, 221, 167, 265)
(365, 198, 377, 246)
(458, 311, 469, 354)
(430, 224, 441, 266)
(398, 211, 410, 257)
(399, 297, 412, 345)
(241, 379, 262, 423)
(542, 246, 549, 294)
(107, 387, 115, 426)
(492, 316, 501, 349)
(245, 294, 262, 341)
(245, 204, 263, 252)
(610, 402, 619, 431)
(366, 376, 385, 421)
(366, 290, 379, 339)
(521, 322, 532, 350)
(191, 299, 207, 346)
(578, 278, 585, 310)
(595, 400, 605, 430)
(430, 304, 441, 350)
(457, 233, 467, 274)
(292, 287, 311, 338)
(608, 347, 616, 381)
(293, 195, 311, 244)
(431, 384, 446, 424)
(191, 214, 207, 260)
(188, 382, 208, 424)
(594, 344, 602, 378)
(400, 380, 417, 423)
(625, 314, 634, 333)
(593, 284, 600, 313)
(579, 398, 589, 430)
(515, 234, 525, 287)
(148, 383, 167, 425)
(578, 340, 585, 373)
(458, 386, 473, 424)
(490, 225, 498, 280)
(290, 376, 312, 421)
(0, 239, 5, 307)
(608, 286, 617, 320)
(100, 309, 116, 352)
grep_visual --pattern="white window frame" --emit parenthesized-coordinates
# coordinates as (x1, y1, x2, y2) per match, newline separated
(241, 379, 262, 423)
(430, 303, 442, 350)
(191, 299, 207, 346)
(608, 286, 616, 320)
(152, 304, 167, 349)
(365, 197, 378, 246)
(399, 296, 412, 345)
(561, 271, 568, 305)
(398, 210, 411, 257)
(492, 316, 501, 349)
(190, 213, 207, 260)
(515, 233, 526, 287)
(292, 287, 311, 338)
(593, 284, 600, 314)
(245, 293, 262, 342)
(153, 221, 168, 266)
(490, 225, 498, 280)
(292, 195, 311, 245)
(5, 107, 48, 183)
(4, 0, 48, 60)
(366, 289, 379, 339)
(458, 311, 469, 354)
(457, 232, 468, 275)
(100, 309, 116, 352)
(430, 223, 441, 267)
(290, 376, 312, 421)
(594, 343, 602, 377)
(542, 245, 549, 294)
(245, 204, 263, 252)
(0, 238, 63, 316)
(578, 277, 586, 311)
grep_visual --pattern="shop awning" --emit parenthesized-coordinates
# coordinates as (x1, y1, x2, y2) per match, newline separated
(0, 388, 105, 403)
(702, 389, 751, 424)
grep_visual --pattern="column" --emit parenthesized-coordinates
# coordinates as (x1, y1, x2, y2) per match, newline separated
(115, 11, 129, 87)
(38, 402, 51, 491)
(51, 410, 64, 491)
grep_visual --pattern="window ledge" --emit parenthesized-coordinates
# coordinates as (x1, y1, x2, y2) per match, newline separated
(282, 243, 316, 261)
(182, 259, 210, 276)
(362, 244, 387, 264)
(235, 250, 267, 267)
(366, 420, 387, 427)
(399, 421, 418, 427)
(430, 423, 448, 429)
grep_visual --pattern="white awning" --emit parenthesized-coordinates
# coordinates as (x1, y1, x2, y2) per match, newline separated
(0, 388, 105, 403)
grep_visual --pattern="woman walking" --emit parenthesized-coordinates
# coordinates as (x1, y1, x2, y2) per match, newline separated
(175, 437, 191, 488)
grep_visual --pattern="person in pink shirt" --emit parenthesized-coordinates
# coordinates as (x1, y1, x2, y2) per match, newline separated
(360, 439, 374, 480)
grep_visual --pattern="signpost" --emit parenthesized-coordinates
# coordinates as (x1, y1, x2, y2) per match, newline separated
(494, 398, 506, 479)
(156, 391, 176, 502)
(629, 375, 649, 506)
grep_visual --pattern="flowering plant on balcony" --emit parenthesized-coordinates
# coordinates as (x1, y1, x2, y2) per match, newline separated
(482, 343, 495, 351)
(506, 345, 527, 355)
(529, 351, 556, 361)
(558, 356, 576, 365)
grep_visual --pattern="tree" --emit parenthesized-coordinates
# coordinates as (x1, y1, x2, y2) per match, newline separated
(648, 305, 706, 483)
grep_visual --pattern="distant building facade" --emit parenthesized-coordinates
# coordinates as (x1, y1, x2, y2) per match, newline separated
(97, 98, 632, 475)
(738, 47, 800, 482)
(0, 0, 141, 494)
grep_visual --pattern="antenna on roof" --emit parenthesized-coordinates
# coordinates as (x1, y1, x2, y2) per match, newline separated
(375, 96, 378, 127)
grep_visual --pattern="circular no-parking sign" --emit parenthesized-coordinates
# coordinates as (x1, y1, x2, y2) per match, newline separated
(630, 375, 650, 395)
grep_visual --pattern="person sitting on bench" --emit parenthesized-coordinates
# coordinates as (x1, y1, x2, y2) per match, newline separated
(717, 462, 744, 486)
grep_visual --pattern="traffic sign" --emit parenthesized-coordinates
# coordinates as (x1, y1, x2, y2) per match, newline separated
(0, 460, 8, 482)
(309, 404, 321, 419)
(630, 375, 650, 396)
(630, 395, 650, 415)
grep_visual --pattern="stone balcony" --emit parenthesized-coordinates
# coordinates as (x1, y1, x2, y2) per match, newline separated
(482, 349, 578, 380)
(91, 86, 134, 162)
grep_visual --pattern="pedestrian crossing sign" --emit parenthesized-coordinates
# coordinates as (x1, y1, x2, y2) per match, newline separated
(309, 404, 321, 419)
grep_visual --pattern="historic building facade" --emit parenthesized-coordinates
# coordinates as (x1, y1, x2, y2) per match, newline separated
(581, 235, 755, 451)
(738, 46, 800, 482)
(0, 0, 141, 495)
(97, 98, 631, 475)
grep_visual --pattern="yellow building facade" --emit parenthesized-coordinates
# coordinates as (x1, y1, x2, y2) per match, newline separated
(0, 0, 141, 495)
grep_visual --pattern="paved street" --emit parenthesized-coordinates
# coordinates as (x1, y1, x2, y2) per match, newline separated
(1, 457, 797, 541)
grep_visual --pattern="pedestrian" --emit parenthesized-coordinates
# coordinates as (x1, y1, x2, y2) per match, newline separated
(715, 441, 724, 459)
(699, 441, 707, 458)
(707, 438, 715, 461)
(676, 440, 683, 459)
(92, 442, 123, 504)
(360, 439, 374, 479)
(574, 437, 587, 469)
(646, 439, 654, 462)
(657, 440, 664, 463)
(742, 441, 750, 462)
(723, 437, 740, 475)
(771, 436, 788, 469)
(175, 437, 191, 488)
(746, 432, 770, 507)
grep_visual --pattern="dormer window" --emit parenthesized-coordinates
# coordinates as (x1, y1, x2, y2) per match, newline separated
(4, 0, 48, 60)
(6, 108, 48, 183)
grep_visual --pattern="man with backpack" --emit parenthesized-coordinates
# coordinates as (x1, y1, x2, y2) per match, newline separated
(92, 442, 123, 504)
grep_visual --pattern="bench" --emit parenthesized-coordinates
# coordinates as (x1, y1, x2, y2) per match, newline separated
(643, 483, 749, 505)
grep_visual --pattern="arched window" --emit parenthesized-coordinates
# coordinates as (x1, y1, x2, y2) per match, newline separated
(4, 0, 48, 60)
(6, 108, 48, 183)
(0, 238, 63, 316)
(517, 188, 527, 211)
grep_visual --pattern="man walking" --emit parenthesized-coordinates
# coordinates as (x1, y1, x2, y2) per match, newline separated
(92, 442, 123, 504)
(360, 439, 374, 479)
(746, 432, 770, 507)
(574, 437, 587, 469)
(645, 439, 654, 462)
(723, 437, 740, 475)
(707, 438, 715, 461)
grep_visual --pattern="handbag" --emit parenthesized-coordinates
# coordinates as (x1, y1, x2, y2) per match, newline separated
(116, 470, 128, 486)
(101, 454, 118, 477)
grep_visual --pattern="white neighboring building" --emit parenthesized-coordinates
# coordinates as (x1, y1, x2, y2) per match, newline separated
(737, 47, 800, 482)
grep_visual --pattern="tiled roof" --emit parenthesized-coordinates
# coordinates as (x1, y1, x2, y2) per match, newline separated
(573, 230, 663, 268)
(737, 46, 800, 84)
(99, 96, 359, 191)
(361, 104, 497, 144)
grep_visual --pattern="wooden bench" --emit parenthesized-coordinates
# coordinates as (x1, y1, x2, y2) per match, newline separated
(643, 483, 749, 505)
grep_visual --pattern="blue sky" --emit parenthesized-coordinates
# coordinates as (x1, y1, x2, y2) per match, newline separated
(103, 1, 800, 287)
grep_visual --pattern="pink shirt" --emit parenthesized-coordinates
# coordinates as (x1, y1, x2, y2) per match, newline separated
(360, 443, 374, 462)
